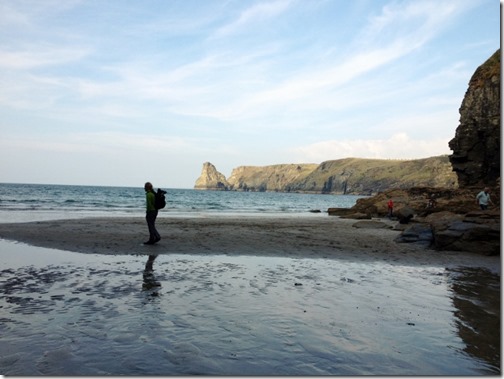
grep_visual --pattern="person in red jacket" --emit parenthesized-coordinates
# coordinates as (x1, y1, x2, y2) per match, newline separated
(387, 199, 394, 218)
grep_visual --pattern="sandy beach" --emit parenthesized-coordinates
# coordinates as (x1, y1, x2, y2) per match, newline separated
(0, 215, 500, 375)
(0, 215, 499, 267)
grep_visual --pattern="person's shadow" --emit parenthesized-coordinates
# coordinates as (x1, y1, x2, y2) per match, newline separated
(143, 255, 161, 290)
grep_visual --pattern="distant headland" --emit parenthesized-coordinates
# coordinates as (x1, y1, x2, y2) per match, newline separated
(194, 157, 457, 195)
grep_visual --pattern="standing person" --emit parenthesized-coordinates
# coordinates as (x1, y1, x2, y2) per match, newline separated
(476, 187, 493, 210)
(387, 199, 394, 218)
(144, 182, 161, 245)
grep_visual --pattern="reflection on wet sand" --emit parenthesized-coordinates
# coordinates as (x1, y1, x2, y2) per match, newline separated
(0, 240, 500, 375)
(143, 255, 161, 291)
(448, 267, 500, 374)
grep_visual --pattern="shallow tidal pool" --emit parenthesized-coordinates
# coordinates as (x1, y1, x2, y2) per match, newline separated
(0, 240, 500, 375)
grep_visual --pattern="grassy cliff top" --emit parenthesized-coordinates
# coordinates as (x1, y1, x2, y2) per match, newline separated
(470, 49, 500, 88)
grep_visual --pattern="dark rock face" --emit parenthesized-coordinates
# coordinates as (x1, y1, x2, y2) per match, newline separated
(449, 49, 500, 189)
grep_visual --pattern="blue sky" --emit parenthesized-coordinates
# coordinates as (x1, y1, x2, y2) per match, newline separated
(0, 0, 500, 188)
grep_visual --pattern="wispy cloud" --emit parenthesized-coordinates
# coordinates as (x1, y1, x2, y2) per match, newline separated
(174, 0, 474, 122)
(212, 0, 294, 38)
(0, 0, 81, 27)
(0, 46, 90, 70)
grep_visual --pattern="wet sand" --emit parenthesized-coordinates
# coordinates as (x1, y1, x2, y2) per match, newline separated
(0, 216, 500, 375)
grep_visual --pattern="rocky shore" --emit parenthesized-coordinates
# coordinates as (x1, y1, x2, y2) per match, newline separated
(328, 187, 500, 255)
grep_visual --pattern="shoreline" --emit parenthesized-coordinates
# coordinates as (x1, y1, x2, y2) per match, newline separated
(0, 215, 499, 271)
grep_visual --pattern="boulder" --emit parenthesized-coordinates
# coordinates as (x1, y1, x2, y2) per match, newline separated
(394, 224, 433, 247)
(396, 206, 415, 224)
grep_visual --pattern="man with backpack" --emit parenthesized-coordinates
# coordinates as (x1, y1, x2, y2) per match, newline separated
(143, 182, 161, 245)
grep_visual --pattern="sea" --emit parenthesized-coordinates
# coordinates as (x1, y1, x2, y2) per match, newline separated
(0, 182, 364, 223)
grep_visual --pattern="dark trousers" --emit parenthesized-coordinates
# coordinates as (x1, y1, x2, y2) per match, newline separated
(146, 210, 160, 241)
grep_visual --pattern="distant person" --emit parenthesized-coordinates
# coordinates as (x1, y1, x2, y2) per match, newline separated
(476, 187, 493, 210)
(144, 182, 161, 245)
(387, 199, 394, 217)
(427, 194, 437, 209)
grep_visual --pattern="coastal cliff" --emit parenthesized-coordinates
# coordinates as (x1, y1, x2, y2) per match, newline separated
(289, 156, 456, 194)
(449, 49, 500, 189)
(194, 156, 457, 194)
(227, 164, 318, 192)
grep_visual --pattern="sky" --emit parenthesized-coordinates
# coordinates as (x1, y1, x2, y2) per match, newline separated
(0, 0, 500, 188)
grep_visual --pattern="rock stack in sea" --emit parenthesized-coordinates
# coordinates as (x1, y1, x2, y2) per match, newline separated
(194, 162, 230, 191)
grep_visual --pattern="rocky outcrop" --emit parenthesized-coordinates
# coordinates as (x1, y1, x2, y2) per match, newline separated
(194, 162, 230, 191)
(449, 49, 500, 189)
(430, 210, 500, 255)
(328, 187, 478, 218)
(393, 210, 500, 255)
(227, 164, 318, 192)
(194, 156, 457, 194)
(330, 186, 500, 255)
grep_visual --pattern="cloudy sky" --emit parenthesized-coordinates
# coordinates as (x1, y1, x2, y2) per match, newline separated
(0, 0, 499, 188)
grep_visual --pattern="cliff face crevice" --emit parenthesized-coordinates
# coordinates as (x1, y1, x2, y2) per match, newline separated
(449, 49, 500, 189)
